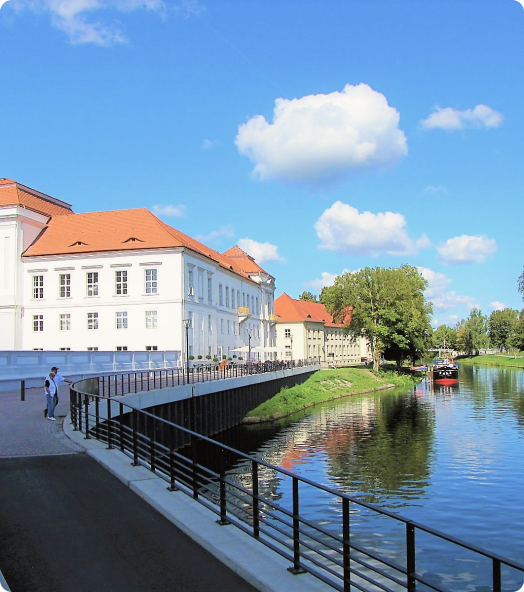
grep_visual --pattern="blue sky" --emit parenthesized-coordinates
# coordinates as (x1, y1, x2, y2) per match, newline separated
(1, 0, 523, 327)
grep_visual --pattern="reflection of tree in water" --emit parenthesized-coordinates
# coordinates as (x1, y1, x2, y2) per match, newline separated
(325, 391, 435, 505)
(461, 365, 524, 426)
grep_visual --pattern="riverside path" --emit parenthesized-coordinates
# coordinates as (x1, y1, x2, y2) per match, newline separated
(0, 386, 260, 592)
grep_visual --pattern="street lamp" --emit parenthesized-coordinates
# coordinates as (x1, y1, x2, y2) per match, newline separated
(287, 334, 293, 365)
(247, 328, 253, 365)
(183, 318, 191, 384)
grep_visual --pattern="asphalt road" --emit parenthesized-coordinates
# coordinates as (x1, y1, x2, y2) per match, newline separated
(0, 454, 258, 592)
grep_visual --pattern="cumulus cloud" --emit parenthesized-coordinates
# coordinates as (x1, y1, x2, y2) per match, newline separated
(235, 83, 408, 186)
(315, 201, 429, 257)
(201, 139, 220, 150)
(420, 104, 503, 131)
(152, 203, 186, 218)
(237, 238, 284, 264)
(10, 0, 177, 45)
(196, 225, 235, 243)
(305, 269, 353, 292)
(418, 267, 478, 314)
(437, 234, 497, 265)
(489, 301, 506, 311)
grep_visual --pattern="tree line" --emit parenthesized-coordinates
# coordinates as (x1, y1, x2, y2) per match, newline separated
(298, 265, 524, 371)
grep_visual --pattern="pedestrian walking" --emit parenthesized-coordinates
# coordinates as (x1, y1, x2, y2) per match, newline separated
(44, 372, 57, 421)
(49, 366, 72, 412)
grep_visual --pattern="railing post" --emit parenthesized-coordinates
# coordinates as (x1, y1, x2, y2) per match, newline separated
(343, 498, 351, 592)
(287, 476, 306, 575)
(107, 398, 113, 449)
(216, 450, 231, 525)
(192, 435, 199, 500)
(84, 394, 90, 439)
(95, 396, 100, 440)
(20, 379, 25, 401)
(150, 416, 156, 472)
(406, 522, 416, 592)
(252, 460, 259, 537)
(119, 403, 124, 451)
(132, 409, 139, 466)
(492, 559, 501, 592)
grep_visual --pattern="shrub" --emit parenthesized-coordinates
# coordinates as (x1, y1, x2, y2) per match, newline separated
(189, 355, 194, 360)
(206, 355, 212, 360)
(197, 355, 202, 360)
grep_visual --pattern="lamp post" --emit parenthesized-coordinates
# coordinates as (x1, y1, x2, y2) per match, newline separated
(247, 328, 253, 366)
(287, 334, 293, 365)
(183, 318, 191, 385)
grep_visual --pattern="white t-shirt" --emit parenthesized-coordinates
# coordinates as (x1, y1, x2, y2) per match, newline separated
(44, 375, 57, 397)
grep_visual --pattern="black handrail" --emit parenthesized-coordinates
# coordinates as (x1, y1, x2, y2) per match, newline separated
(97, 359, 317, 398)
(69, 380, 524, 592)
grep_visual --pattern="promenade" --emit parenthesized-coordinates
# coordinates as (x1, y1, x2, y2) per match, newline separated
(0, 385, 329, 592)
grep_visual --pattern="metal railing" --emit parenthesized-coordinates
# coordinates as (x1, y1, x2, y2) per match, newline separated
(97, 359, 316, 398)
(70, 382, 524, 592)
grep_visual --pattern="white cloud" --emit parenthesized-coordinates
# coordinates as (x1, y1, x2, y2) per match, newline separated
(196, 225, 235, 243)
(201, 139, 219, 150)
(305, 269, 353, 292)
(418, 267, 478, 315)
(237, 238, 284, 264)
(437, 234, 497, 265)
(235, 83, 408, 186)
(420, 104, 503, 131)
(489, 301, 506, 311)
(12, 0, 170, 45)
(424, 185, 448, 194)
(152, 203, 186, 218)
(315, 201, 430, 257)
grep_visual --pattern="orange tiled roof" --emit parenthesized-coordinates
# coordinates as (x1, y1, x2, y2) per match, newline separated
(222, 245, 272, 277)
(22, 208, 263, 283)
(275, 293, 352, 328)
(0, 179, 73, 218)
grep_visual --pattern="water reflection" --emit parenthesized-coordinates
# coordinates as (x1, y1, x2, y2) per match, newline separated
(209, 366, 524, 589)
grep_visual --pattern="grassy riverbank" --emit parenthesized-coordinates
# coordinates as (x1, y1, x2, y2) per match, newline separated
(458, 354, 524, 369)
(244, 367, 419, 423)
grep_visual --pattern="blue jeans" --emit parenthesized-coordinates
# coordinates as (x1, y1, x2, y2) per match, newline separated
(46, 394, 56, 418)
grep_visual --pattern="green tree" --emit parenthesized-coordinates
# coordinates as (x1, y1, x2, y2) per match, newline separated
(432, 324, 457, 350)
(518, 267, 524, 300)
(298, 291, 318, 302)
(488, 308, 518, 352)
(455, 308, 489, 355)
(321, 265, 432, 371)
(510, 309, 524, 351)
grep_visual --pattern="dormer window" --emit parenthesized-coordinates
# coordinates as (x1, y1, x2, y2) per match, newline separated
(70, 241, 88, 247)
(123, 237, 143, 243)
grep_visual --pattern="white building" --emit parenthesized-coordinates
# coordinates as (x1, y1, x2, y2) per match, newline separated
(274, 293, 370, 364)
(0, 179, 276, 359)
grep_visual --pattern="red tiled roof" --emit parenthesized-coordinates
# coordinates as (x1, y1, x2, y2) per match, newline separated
(275, 293, 352, 328)
(22, 207, 263, 283)
(222, 245, 272, 277)
(0, 179, 73, 218)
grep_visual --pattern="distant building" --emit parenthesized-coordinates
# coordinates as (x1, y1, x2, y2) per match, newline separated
(274, 293, 370, 364)
(0, 179, 276, 358)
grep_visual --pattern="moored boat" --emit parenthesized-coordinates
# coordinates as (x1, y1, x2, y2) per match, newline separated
(431, 358, 459, 382)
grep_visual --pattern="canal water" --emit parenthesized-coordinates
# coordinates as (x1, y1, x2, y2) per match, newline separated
(211, 365, 524, 591)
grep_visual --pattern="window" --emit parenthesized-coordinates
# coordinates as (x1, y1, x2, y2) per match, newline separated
(207, 277, 212, 302)
(87, 272, 98, 296)
(59, 314, 71, 331)
(115, 270, 128, 295)
(145, 269, 157, 294)
(188, 268, 194, 296)
(33, 315, 44, 332)
(116, 311, 128, 329)
(116, 346, 128, 351)
(227, 320, 230, 334)
(208, 314, 212, 332)
(220, 319, 224, 334)
(232, 290, 236, 310)
(33, 275, 44, 299)
(285, 329, 291, 338)
(145, 310, 157, 329)
(60, 347, 71, 351)
(59, 274, 70, 298)
(219, 284, 223, 306)
(87, 312, 98, 330)
(146, 345, 158, 351)
(256, 297, 259, 314)
(225, 287, 230, 307)
(87, 347, 98, 351)
(237, 291, 240, 308)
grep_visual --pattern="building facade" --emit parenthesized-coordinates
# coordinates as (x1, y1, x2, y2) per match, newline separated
(0, 179, 276, 358)
(274, 293, 370, 364)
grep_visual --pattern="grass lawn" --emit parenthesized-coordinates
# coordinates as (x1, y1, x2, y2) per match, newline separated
(458, 354, 524, 368)
(244, 366, 419, 423)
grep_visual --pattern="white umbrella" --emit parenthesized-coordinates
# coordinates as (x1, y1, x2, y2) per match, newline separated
(230, 346, 250, 352)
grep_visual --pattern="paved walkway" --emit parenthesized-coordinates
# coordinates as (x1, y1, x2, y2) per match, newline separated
(0, 387, 258, 592)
